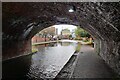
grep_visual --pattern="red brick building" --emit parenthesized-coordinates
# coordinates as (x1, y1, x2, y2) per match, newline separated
(32, 27, 55, 43)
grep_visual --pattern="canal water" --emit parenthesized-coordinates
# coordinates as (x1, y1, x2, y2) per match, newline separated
(3, 40, 79, 80)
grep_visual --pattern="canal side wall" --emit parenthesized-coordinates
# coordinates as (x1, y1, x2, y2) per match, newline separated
(3, 40, 31, 61)
(94, 39, 100, 55)
(94, 39, 120, 76)
(99, 40, 120, 76)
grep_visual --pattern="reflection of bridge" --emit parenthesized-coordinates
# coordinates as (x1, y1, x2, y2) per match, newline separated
(2, 2, 120, 78)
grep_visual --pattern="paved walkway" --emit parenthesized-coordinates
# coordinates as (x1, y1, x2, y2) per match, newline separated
(71, 45, 116, 78)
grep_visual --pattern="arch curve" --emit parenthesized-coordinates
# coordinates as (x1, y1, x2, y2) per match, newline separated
(2, 2, 120, 75)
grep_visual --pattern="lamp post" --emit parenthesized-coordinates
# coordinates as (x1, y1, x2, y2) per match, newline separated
(44, 31, 47, 42)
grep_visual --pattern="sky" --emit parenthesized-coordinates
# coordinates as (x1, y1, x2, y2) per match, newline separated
(52, 24, 77, 35)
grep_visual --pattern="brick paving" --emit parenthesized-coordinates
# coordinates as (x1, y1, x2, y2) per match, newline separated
(71, 45, 116, 78)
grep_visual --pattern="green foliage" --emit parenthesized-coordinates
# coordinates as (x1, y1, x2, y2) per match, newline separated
(32, 48, 38, 53)
(69, 35, 72, 38)
(75, 43, 81, 52)
(75, 27, 90, 38)
(83, 39, 88, 42)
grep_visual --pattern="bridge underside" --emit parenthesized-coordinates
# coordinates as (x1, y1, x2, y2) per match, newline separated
(2, 2, 120, 75)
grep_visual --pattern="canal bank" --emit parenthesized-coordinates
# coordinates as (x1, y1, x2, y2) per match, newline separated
(32, 40, 91, 46)
(32, 40, 59, 46)
(55, 50, 80, 79)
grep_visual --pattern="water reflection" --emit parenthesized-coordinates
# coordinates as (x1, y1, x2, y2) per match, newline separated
(60, 42, 71, 46)
(2, 54, 32, 80)
(29, 42, 78, 79)
(3, 41, 80, 79)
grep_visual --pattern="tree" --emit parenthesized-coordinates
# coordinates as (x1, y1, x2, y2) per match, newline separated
(75, 27, 90, 38)
(75, 27, 83, 37)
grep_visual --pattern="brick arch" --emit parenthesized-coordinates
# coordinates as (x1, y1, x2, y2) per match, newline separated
(2, 2, 120, 75)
